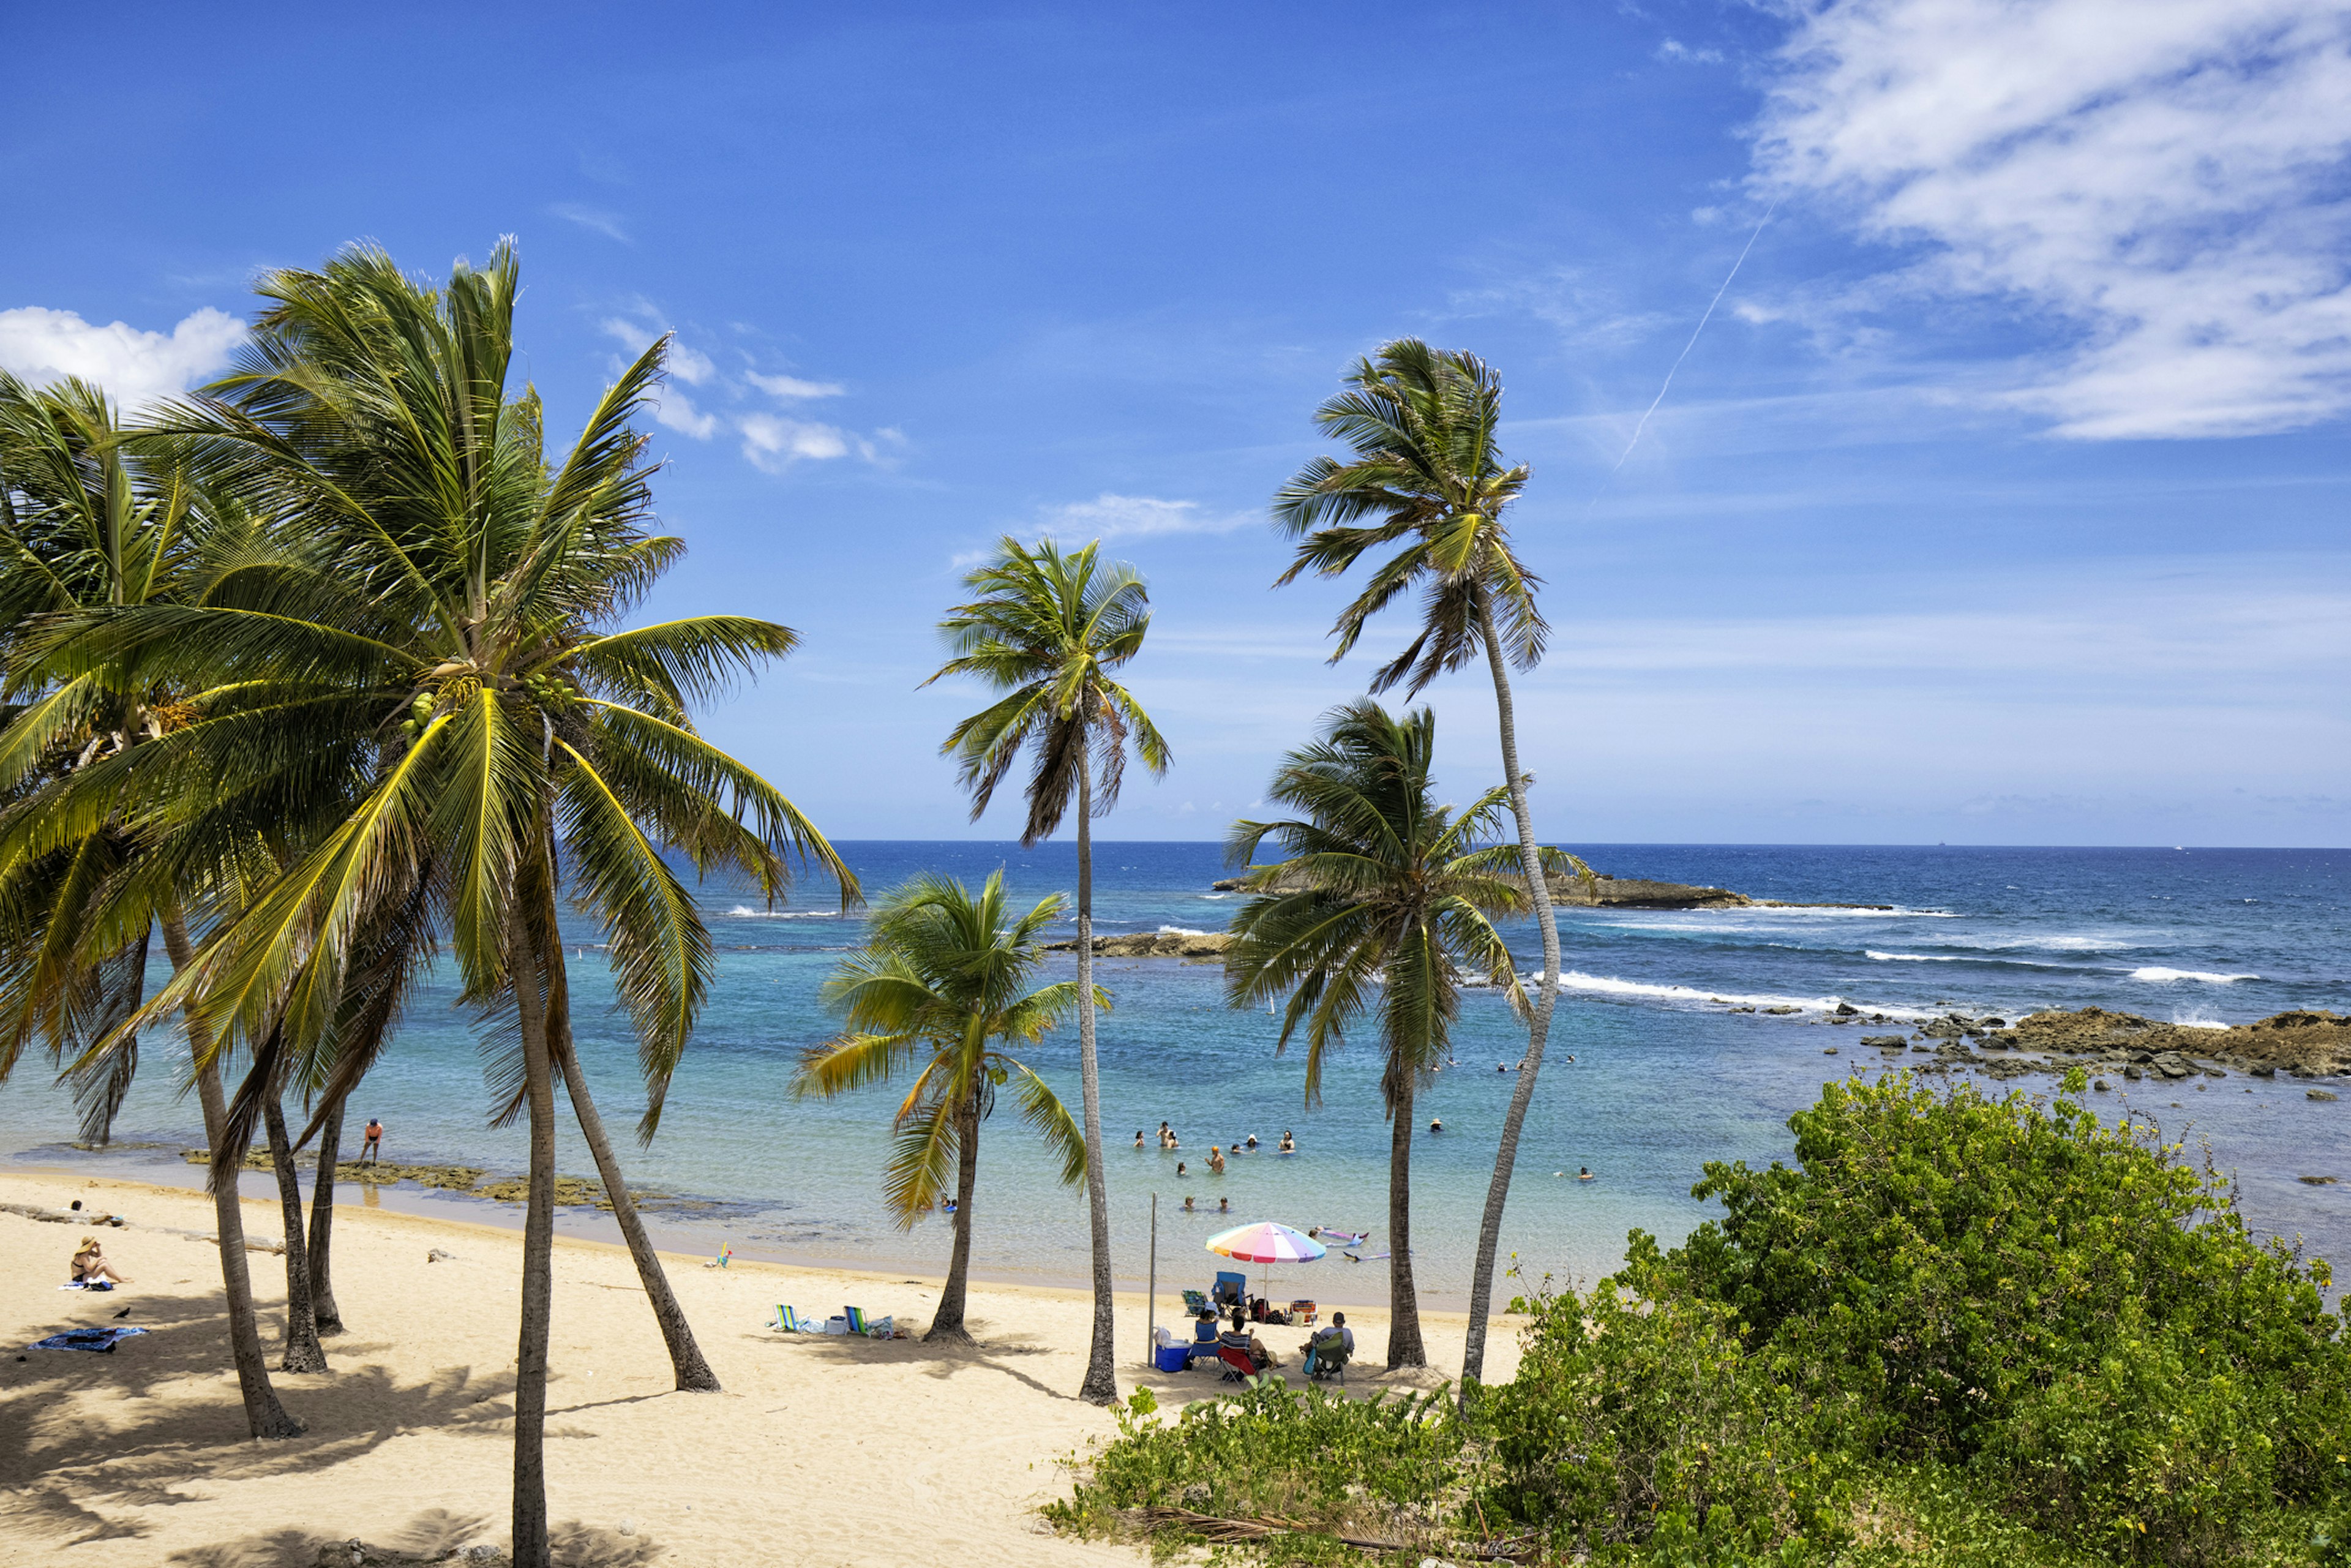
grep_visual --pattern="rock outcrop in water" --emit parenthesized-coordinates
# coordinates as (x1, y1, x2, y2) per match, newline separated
(1044, 931, 1234, 959)
(1210, 867, 1888, 911)
(1802, 1007, 2351, 1086)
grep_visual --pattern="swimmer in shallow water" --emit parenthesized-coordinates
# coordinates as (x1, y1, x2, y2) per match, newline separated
(1278, 1130, 1295, 1153)
(1578, 1167, 1595, 1181)
(1428, 1117, 1442, 1133)
(1133, 1130, 1146, 1149)
(1245, 1133, 1259, 1149)
(1176, 1161, 1187, 1177)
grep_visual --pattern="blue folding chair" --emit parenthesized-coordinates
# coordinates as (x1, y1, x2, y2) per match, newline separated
(1211, 1270, 1247, 1309)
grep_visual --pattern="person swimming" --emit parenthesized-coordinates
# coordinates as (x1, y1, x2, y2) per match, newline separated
(1218, 1196, 1230, 1214)
(1578, 1167, 1595, 1181)
(1183, 1195, 1195, 1212)
(1176, 1161, 1187, 1177)
(1133, 1130, 1146, 1149)
(1278, 1130, 1295, 1153)
(1428, 1117, 1442, 1133)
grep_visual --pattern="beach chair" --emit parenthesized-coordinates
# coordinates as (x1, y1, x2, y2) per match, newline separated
(1211, 1271, 1247, 1308)
(1289, 1299, 1318, 1326)
(774, 1305, 817, 1332)
(844, 1307, 895, 1338)
(1305, 1327, 1349, 1385)
(1180, 1288, 1210, 1316)
(1214, 1343, 1258, 1383)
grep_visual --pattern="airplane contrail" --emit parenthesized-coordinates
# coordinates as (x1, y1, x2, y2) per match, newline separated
(1589, 198, 1780, 503)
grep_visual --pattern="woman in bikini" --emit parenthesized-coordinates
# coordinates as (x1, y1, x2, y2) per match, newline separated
(71, 1237, 131, 1286)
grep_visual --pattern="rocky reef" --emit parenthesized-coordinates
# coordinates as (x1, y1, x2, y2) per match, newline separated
(1044, 931, 1233, 959)
(1210, 867, 1888, 911)
(1811, 1006, 2351, 1088)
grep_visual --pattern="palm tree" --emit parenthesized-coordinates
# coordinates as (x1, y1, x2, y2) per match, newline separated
(1224, 699, 1556, 1367)
(40, 241, 850, 1567)
(926, 538, 1168, 1403)
(792, 871, 1094, 1340)
(0, 371, 307, 1435)
(1271, 340, 1566, 1392)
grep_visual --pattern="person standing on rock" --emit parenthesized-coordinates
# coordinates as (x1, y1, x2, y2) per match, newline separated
(361, 1118, 384, 1165)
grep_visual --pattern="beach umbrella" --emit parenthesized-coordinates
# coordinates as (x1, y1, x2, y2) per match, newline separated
(1205, 1220, 1325, 1306)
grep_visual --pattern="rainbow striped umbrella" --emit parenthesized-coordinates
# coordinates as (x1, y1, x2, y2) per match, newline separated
(1205, 1221, 1325, 1304)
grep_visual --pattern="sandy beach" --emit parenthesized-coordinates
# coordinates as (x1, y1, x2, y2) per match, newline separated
(1, 1169, 1523, 1568)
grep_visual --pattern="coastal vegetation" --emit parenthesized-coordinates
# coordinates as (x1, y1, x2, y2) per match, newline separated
(1269, 341, 1569, 1392)
(792, 869, 1098, 1340)
(1049, 1071, 2351, 1565)
(1222, 698, 1561, 1368)
(928, 536, 1168, 1401)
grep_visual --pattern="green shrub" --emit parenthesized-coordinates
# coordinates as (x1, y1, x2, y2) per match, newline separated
(1043, 1381, 1466, 1559)
(1669, 1071, 2350, 1562)
(1481, 1250, 1850, 1562)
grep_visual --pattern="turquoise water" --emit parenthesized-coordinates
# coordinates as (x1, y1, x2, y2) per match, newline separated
(4, 842, 2344, 1307)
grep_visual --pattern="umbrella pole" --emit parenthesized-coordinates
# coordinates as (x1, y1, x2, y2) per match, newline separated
(1146, 1191, 1157, 1368)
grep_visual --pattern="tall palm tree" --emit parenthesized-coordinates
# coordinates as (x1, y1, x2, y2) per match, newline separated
(41, 241, 850, 1567)
(792, 871, 1093, 1340)
(1271, 340, 1565, 1392)
(1224, 699, 1557, 1367)
(926, 537, 1168, 1403)
(0, 371, 306, 1435)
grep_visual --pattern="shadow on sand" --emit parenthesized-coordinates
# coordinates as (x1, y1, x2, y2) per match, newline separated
(1, 1291, 517, 1551)
(161, 1511, 662, 1567)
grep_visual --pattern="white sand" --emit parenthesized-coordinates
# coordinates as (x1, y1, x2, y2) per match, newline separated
(1, 1171, 1523, 1567)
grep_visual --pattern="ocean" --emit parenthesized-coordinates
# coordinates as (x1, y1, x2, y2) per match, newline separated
(4, 842, 2344, 1308)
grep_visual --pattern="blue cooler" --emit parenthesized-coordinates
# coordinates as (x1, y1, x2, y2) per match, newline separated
(1154, 1343, 1192, 1373)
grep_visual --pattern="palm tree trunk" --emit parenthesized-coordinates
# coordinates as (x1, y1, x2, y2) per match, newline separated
(927, 1093, 982, 1343)
(539, 910, 719, 1390)
(259, 1065, 329, 1373)
(506, 901, 560, 1568)
(1073, 757, 1118, 1403)
(307, 1094, 346, 1335)
(165, 909, 301, 1439)
(1458, 598, 1566, 1397)
(1385, 1070, 1426, 1367)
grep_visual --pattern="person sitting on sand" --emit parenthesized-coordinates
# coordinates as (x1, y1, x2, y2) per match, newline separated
(1578, 1167, 1595, 1181)
(1207, 1146, 1226, 1175)
(71, 1237, 130, 1286)
(1245, 1329, 1282, 1371)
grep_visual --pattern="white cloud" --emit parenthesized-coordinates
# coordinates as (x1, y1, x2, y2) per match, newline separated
(549, 203, 630, 243)
(1754, 0, 2351, 438)
(1657, 38, 1723, 64)
(0, 306, 244, 410)
(738, 412, 851, 470)
(1045, 493, 1253, 541)
(652, 388, 720, 440)
(746, 369, 844, 399)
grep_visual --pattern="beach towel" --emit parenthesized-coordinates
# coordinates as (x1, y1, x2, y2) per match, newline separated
(31, 1327, 148, 1354)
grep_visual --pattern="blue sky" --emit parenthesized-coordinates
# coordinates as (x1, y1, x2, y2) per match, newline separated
(6, 2, 2347, 849)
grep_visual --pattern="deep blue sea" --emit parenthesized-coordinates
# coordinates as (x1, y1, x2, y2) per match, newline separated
(4, 843, 2345, 1307)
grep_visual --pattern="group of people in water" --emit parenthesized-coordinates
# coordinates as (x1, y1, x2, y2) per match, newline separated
(1142, 1122, 1297, 1217)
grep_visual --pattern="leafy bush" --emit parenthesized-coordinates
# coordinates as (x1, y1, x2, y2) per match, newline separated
(1667, 1073, 2350, 1560)
(1043, 1381, 1466, 1561)
(1480, 1249, 1851, 1563)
